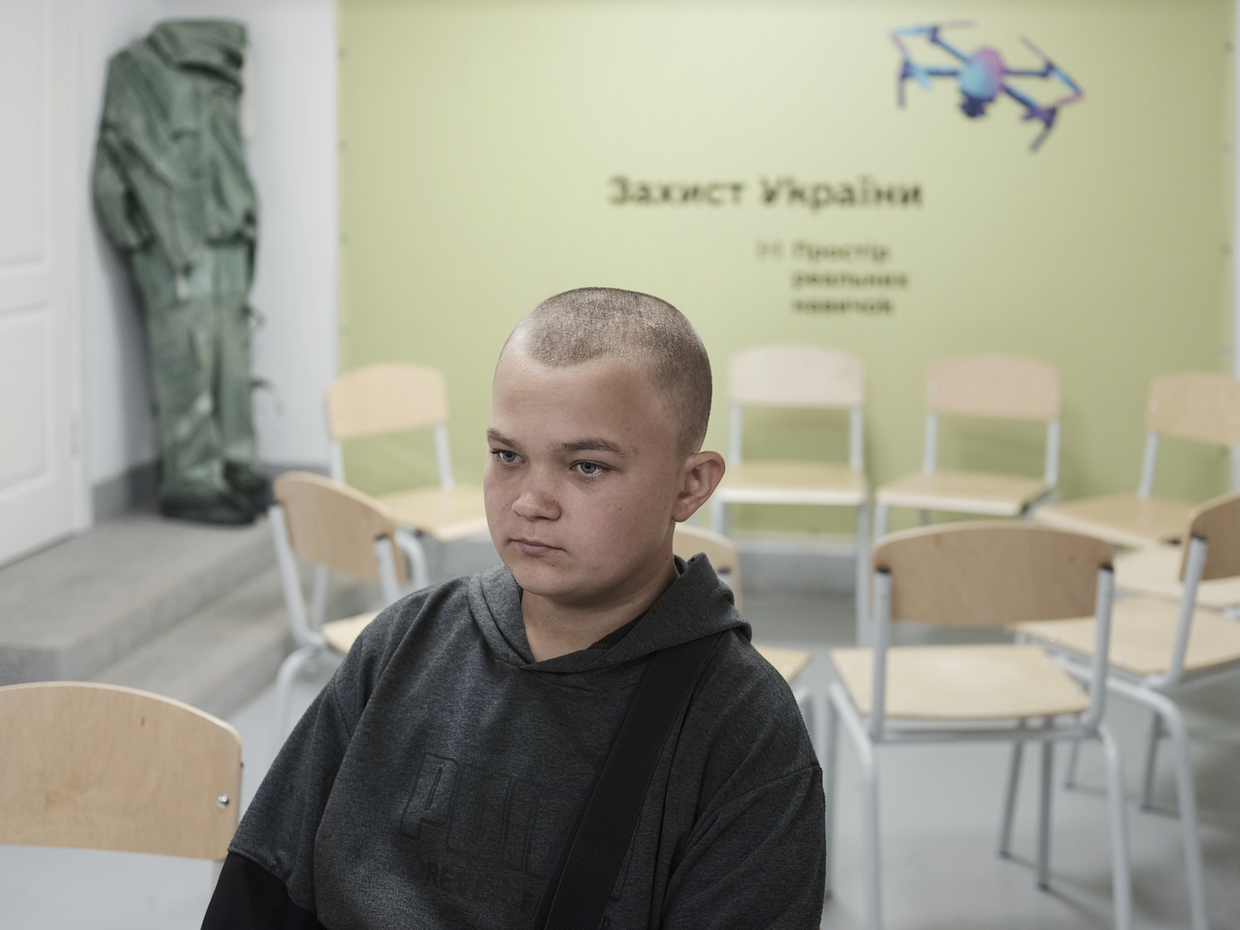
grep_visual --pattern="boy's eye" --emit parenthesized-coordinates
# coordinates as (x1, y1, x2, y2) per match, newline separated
(574, 461, 605, 477)
(493, 449, 519, 464)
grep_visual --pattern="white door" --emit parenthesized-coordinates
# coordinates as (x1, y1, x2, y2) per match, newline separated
(0, 0, 87, 565)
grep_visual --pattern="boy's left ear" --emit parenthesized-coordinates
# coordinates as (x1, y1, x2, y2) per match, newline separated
(672, 451, 726, 522)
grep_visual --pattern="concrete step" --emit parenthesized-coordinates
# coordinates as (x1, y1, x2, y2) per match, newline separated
(0, 511, 274, 684)
(89, 567, 294, 720)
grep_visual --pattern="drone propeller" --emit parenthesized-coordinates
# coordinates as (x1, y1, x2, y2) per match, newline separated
(1019, 36, 1083, 96)
(905, 61, 933, 90)
(892, 20, 974, 41)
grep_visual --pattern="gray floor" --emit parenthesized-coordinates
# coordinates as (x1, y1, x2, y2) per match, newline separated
(2, 588, 1238, 928)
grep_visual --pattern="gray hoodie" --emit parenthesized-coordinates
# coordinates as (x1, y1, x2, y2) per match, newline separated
(205, 555, 825, 929)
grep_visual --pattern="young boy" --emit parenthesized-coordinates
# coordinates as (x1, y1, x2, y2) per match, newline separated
(203, 288, 825, 929)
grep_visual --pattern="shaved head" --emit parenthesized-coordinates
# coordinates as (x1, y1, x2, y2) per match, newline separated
(501, 288, 713, 455)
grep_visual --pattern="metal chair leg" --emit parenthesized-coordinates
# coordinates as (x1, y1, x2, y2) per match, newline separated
(813, 690, 828, 769)
(1064, 738, 1082, 789)
(1140, 709, 1163, 811)
(829, 684, 881, 930)
(710, 497, 727, 535)
(855, 504, 870, 646)
(918, 509, 929, 526)
(823, 695, 839, 901)
(874, 501, 889, 540)
(1111, 680, 1209, 930)
(1098, 725, 1133, 930)
(794, 686, 816, 758)
(273, 644, 319, 744)
(1036, 721, 1055, 891)
(410, 535, 430, 590)
(861, 741, 882, 930)
(1162, 701, 1208, 930)
(309, 566, 330, 630)
(998, 727, 1025, 858)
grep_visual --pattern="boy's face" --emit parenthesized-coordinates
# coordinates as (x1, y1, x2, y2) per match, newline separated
(485, 347, 692, 612)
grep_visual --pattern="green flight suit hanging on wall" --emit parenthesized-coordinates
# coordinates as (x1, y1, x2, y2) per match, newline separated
(93, 20, 269, 524)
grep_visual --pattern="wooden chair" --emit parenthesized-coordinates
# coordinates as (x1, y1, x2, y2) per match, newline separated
(1012, 491, 1240, 930)
(1113, 543, 1240, 615)
(825, 523, 1130, 930)
(1036, 372, 1240, 550)
(873, 354, 1061, 543)
(269, 471, 414, 738)
(0, 681, 241, 881)
(710, 344, 869, 637)
(327, 363, 489, 589)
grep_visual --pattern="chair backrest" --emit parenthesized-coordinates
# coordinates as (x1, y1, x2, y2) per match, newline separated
(1147, 372, 1240, 447)
(0, 682, 241, 860)
(926, 354, 1061, 421)
(873, 522, 1112, 627)
(1184, 491, 1240, 582)
(273, 472, 406, 585)
(728, 344, 865, 469)
(730, 343, 865, 408)
(672, 523, 743, 610)
(326, 363, 449, 440)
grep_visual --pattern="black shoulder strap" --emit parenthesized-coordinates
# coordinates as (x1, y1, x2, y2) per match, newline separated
(533, 631, 724, 930)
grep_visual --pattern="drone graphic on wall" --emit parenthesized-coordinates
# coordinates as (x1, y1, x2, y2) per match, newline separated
(891, 22, 1084, 151)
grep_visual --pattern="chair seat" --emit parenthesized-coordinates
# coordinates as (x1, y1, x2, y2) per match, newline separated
(1115, 544, 1240, 611)
(875, 470, 1049, 516)
(754, 644, 811, 682)
(716, 461, 866, 506)
(1013, 597, 1240, 677)
(378, 484, 489, 541)
(829, 644, 1088, 720)
(322, 611, 380, 654)
(1034, 494, 1189, 549)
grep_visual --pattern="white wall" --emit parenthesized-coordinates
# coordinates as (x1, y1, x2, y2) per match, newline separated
(1234, 0, 1239, 490)
(81, 0, 162, 487)
(82, 0, 338, 492)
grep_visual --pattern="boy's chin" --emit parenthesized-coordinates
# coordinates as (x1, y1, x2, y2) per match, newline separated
(508, 563, 609, 607)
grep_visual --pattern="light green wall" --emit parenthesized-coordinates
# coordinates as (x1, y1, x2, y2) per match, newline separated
(339, 0, 1233, 536)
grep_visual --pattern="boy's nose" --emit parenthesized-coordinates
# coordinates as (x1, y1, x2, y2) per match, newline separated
(511, 480, 560, 520)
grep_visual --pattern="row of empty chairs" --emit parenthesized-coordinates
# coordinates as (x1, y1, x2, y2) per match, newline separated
(321, 353, 1240, 648)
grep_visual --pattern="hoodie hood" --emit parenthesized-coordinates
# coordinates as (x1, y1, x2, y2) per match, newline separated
(469, 554, 751, 673)
(148, 20, 247, 86)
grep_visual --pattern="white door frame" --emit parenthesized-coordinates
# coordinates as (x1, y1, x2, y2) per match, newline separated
(0, 0, 89, 566)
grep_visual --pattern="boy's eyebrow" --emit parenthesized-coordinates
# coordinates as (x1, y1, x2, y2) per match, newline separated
(559, 438, 627, 456)
(486, 428, 518, 447)
(486, 429, 628, 456)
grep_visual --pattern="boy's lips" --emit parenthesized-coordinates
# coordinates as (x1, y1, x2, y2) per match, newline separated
(511, 537, 560, 556)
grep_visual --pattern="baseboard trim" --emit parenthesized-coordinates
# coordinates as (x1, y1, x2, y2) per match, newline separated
(91, 459, 331, 519)
(91, 461, 159, 519)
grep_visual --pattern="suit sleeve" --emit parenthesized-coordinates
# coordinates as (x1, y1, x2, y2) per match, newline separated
(92, 58, 155, 252)
(92, 126, 154, 252)
(662, 765, 826, 930)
